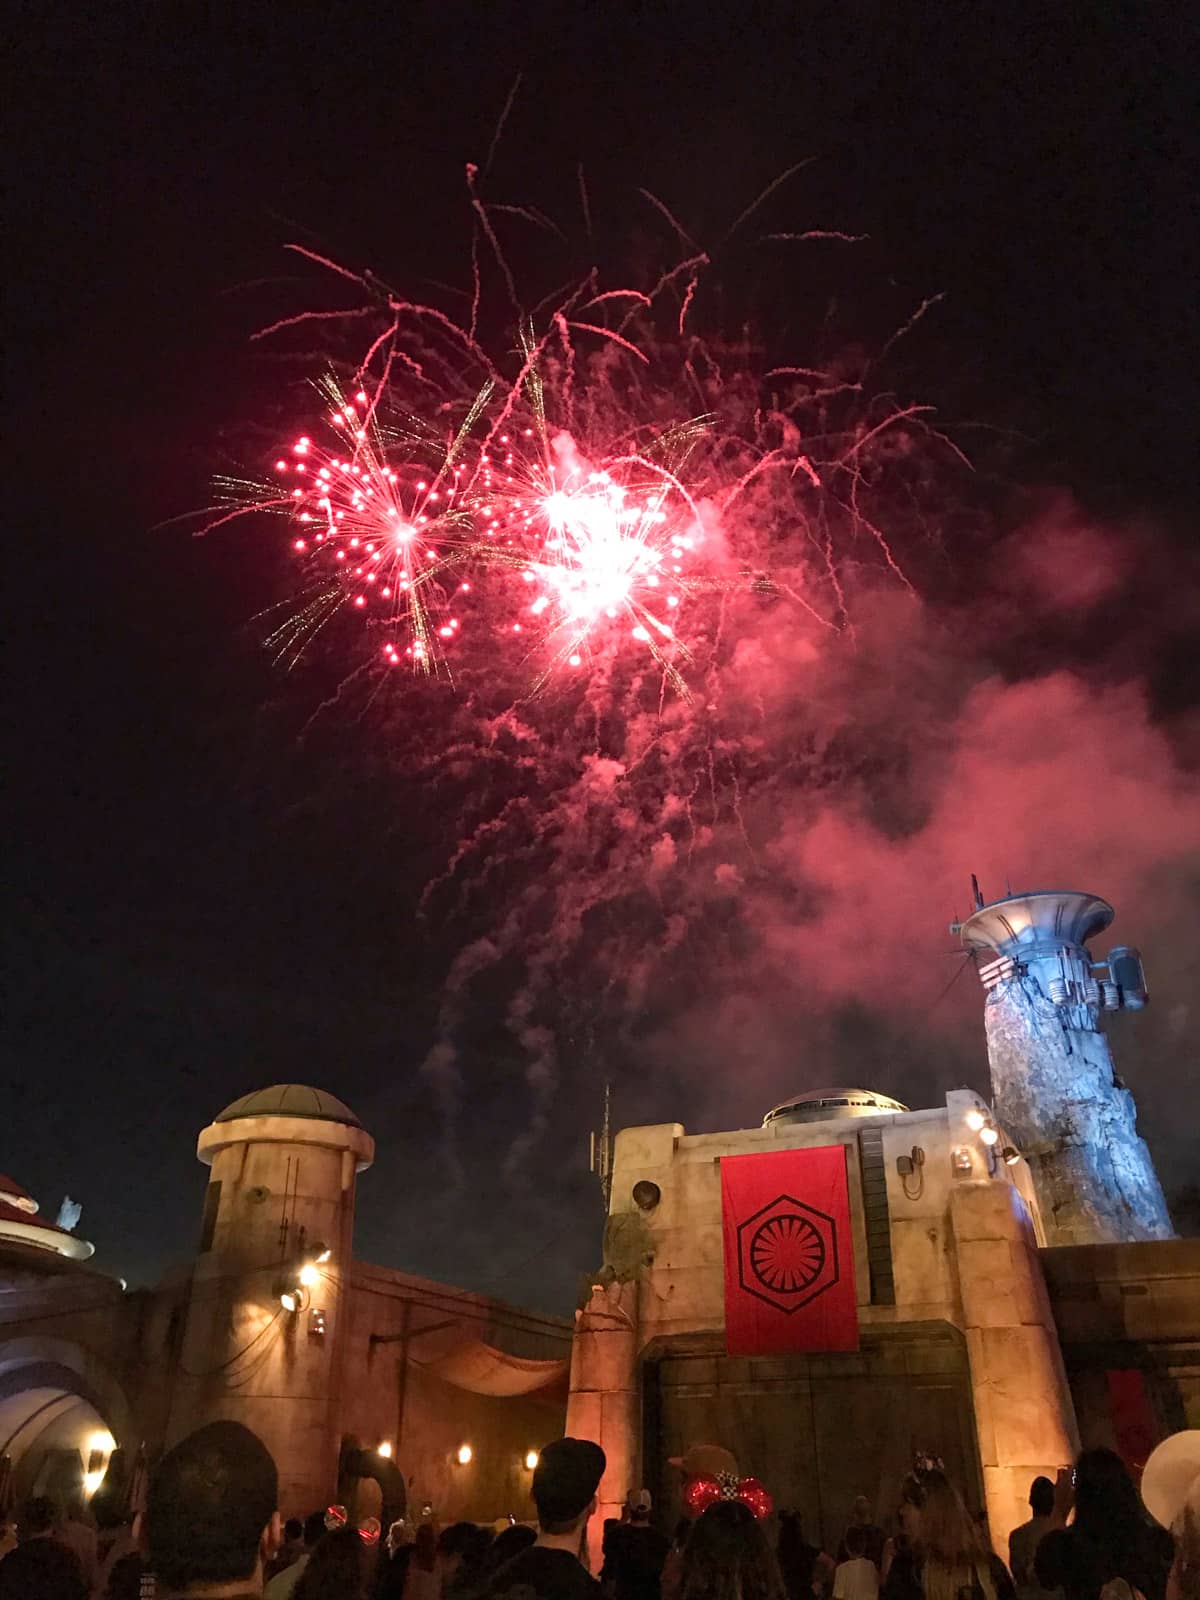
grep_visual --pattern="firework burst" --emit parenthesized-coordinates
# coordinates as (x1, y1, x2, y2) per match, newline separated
(205, 156, 976, 1181)
(214, 377, 507, 670)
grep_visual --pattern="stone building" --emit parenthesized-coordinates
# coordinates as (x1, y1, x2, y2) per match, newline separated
(0, 1085, 569, 1524)
(3, 885, 1197, 1557)
(566, 887, 1200, 1558)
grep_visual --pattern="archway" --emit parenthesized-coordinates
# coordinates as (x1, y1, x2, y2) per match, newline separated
(0, 1349, 131, 1516)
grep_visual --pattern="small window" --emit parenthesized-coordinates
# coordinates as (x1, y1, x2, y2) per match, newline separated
(199, 1180, 222, 1253)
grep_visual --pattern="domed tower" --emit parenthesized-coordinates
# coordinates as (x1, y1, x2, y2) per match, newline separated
(168, 1085, 374, 1514)
(955, 886, 1172, 1246)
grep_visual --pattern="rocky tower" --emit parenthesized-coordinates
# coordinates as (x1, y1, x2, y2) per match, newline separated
(955, 887, 1173, 1247)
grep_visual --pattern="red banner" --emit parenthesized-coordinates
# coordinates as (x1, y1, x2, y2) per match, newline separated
(1106, 1369, 1159, 1477)
(721, 1145, 858, 1355)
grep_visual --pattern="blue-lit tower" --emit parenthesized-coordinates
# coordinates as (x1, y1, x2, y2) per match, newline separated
(955, 884, 1173, 1246)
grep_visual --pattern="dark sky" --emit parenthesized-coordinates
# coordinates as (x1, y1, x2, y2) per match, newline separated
(8, 4, 1198, 1307)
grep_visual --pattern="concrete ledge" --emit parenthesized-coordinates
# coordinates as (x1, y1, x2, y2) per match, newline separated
(197, 1114, 375, 1170)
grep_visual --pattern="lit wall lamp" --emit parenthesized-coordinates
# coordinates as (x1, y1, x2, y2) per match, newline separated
(979, 1125, 1000, 1147)
(279, 1283, 310, 1314)
(279, 1245, 333, 1313)
(377, 1441, 393, 1459)
(965, 1108, 987, 1132)
(84, 1430, 116, 1497)
(456, 1443, 473, 1466)
(1002, 1147, 1020, 1167)
(524, 1450, 539, 1471)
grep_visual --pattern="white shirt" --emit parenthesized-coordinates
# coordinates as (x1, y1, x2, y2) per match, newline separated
(264, 1551, 310, 1600)
(834, 1556, 879, 1600)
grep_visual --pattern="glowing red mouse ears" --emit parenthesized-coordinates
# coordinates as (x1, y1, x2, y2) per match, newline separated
(683, 1471, 773, 1520)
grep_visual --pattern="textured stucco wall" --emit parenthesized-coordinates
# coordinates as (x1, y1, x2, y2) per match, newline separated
(576, 1095, 1079, 1553)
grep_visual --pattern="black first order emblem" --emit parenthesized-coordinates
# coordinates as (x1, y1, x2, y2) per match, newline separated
(736, 1194, 840, 1313)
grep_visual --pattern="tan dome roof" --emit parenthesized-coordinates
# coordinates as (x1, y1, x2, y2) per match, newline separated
(214, 1084, 362, 1128)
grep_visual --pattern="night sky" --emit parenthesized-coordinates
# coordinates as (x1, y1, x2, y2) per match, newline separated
(8, 5, 1199, 1310)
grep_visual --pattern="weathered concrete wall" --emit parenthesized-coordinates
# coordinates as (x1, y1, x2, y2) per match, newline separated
(985, 978, 1173, 1245)
(951, 1180, 1079, 1545)
(601, 1101, 1031, 1352)
(1042, 1238, 1200, 1442)
(1, 1255, 569, 1522)
(2, 1096, 570, 1525)
(343, 1262, 568, 1525)
(573, 1095, 1079, 1553)
(566, 1279, 638, 1566)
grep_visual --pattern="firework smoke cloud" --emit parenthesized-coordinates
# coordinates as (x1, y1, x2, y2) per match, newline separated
(203, 157, 1200, 1200)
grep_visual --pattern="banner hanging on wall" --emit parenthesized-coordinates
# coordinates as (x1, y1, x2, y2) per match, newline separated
(720, 1144, 858, 1355)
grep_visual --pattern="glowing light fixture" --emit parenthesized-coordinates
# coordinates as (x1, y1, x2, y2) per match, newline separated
(524, 1450, 539, 1471)
(315, 1246, 333, 1264)
(980, 1125, 1000, 1147)
(378, 1441, 393, 1459)
(299, 1262, 320, 1288)
(83, 1468, 106, 1496)
(1002, 1146, 1021, 1166)
(280, 1290, 298, 1312)
(456, 1443, 473, 1466)
(87, 1430, 116, 1456)
(965, 1108, 986, 1131)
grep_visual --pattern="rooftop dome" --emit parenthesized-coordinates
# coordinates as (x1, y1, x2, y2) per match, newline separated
(214, 1084, 362, 1128)
(763, 1087, 909, 1128)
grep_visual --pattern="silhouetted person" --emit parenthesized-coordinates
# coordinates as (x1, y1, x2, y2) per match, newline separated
(835, 1527, 880, 1600)
(0, 1495, 87, 1600)
(294, 1525, 370, 1600)
(440, 1523, 493, 1600)
(776, 1510, 822, 1600)
(145, 1419, 281, 1598)
(374, 1518, 417, 1600)
(60, 1502, 99, 1591)
(678, 1500, 786, 1600)
(838, 1500, 884, 1569)
(602, 1490, 670, 1600)
(1008, 1478, 1059, 1600)
(267, 1519, 305, 1582)
(266, 1511, 327, 1600)
(487, 1437, 607, 1600)
(404, 1524, 439, 1600)
(481, 1526, 536, 1581)
(880, 1467, 1014, 1600)
(1036, 1450, 1173, 1600)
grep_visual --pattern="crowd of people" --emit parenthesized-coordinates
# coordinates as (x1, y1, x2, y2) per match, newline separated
(0, 1423, 1195, 1600)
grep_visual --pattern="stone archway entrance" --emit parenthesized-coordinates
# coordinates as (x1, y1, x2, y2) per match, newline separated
(642, 1322, 981, 1553)
(0, 1348, 131, 1514)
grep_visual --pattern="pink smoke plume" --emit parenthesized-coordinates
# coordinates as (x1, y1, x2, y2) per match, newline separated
(218, 156, 1198, 1199)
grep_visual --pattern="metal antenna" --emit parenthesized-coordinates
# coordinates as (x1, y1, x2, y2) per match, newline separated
(589, 1080, 613, 1215)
